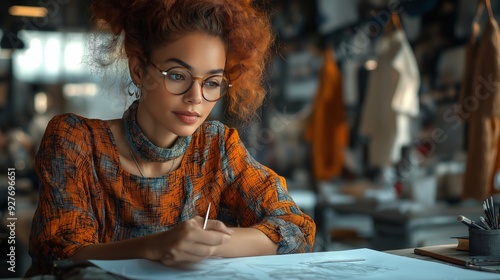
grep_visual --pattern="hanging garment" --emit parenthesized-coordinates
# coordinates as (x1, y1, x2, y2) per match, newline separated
(459, 0, 500, 200)
(304, 49, 349, 181)
(359, 26, 420, 169)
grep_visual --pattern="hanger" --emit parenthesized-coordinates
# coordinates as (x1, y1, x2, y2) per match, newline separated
(391, 12, 402, 30)
(470, 0, 494, 42)
(485, 0, 493, 19)
(476, 0, 494, 21)
(384, 12, 402, 35)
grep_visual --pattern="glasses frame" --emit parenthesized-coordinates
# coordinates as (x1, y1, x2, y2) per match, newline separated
(149, 61, 232, 102)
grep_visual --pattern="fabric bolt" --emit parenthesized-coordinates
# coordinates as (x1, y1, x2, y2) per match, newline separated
(304, 49, 349, 181)
(359, 27, 420, 168)
(27, 113, 316, 276)
(459, 0, 500, 200)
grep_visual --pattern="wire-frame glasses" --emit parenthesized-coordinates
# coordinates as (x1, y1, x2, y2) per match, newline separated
(149, 62, 231, 102)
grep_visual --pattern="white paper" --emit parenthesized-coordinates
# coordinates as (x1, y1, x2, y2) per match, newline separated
(90, 248, 499, 280)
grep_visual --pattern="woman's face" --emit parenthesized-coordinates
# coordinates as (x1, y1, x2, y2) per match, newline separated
(131, 32, 227, 138)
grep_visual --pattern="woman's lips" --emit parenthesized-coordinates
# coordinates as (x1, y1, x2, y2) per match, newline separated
(174, 111, 200, 125)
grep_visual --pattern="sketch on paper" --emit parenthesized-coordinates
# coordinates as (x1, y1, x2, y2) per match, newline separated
(142, 258, 399, 280)
(246, 261, 398, 280)
(91, 248, 499, 280)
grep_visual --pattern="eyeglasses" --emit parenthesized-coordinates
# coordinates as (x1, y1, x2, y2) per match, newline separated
(149, 62, 232, 102)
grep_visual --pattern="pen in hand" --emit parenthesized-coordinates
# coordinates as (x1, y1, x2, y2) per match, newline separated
(203, 203, 211, 230)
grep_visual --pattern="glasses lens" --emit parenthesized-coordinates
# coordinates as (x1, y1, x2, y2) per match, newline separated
(202, 76, 229, 101)
(163, 67, 192, 94)
(162, 66, 230, 101)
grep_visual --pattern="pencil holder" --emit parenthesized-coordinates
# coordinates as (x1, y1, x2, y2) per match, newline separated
(469, 228, 500, 256)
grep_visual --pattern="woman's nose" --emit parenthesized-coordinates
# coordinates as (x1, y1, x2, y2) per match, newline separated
(183, 78, 204, 104)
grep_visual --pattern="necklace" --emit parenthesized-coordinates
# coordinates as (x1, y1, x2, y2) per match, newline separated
(122, 100, 191, 162)
(127, 144, 175, 178)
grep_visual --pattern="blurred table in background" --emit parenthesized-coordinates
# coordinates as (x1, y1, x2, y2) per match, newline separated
(316, 191, 483, 251)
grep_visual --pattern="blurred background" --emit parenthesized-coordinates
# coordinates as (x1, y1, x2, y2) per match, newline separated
(1, 0, 499, 277)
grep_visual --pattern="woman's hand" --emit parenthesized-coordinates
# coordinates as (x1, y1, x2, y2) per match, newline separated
(69, 218, 276, 265)
(153, 216, 233, 266)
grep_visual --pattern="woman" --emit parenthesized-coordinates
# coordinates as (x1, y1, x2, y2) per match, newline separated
(26, 0, 315, 276)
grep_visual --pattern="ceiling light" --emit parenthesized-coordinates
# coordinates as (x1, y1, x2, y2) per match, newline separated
(9, 5, 48, 18)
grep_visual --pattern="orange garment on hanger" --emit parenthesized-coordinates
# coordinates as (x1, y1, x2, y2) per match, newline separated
(459, 0, 500, 200)
(304, 49, 349, 181)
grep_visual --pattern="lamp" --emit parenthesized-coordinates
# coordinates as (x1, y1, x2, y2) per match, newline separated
(8, 5, 48, 18)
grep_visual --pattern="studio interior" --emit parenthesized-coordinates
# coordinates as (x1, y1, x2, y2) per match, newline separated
(1, 0, 500, 277)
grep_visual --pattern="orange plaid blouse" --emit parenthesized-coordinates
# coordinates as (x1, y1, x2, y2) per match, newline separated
(27, 114, 316, 275)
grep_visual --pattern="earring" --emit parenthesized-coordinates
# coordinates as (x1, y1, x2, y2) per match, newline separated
(127, 82, 141, 99)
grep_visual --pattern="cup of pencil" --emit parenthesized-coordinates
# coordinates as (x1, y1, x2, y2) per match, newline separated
(457, 196, 500, 256)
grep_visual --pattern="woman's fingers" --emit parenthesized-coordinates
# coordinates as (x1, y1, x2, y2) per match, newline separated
(160, 249, 204, 266)
(160, 233, 226, 264)
(202, 219, 234, 235)
(157, 217, 232, 266)
(184, 223, 231, 246)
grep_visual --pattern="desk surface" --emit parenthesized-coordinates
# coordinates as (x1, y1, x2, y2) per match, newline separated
(19, 246, 500, 280)
(389, 244, 500, 274)
(386, 247, 446, 262)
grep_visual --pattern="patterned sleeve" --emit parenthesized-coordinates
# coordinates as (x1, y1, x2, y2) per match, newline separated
(27, 114, 98, 276)
(220, 126, 316, 254)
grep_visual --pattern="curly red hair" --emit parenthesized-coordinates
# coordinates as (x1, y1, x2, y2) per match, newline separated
(91, 0, 273, 122)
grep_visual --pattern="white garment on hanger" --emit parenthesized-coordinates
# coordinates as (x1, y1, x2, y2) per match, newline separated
(392, 30, 420, 117)
(360, 29, 421, 168)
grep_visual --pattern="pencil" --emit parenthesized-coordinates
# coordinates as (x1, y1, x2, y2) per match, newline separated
(203, 203, 211, 230)
(457, 215, 485, 230)
(479, 216, 492, 230)
(308, 258, 366, 265)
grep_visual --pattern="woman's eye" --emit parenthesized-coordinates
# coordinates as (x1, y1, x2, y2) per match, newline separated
(168, 73, 185, 81)
(204, 79, 221, 88)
